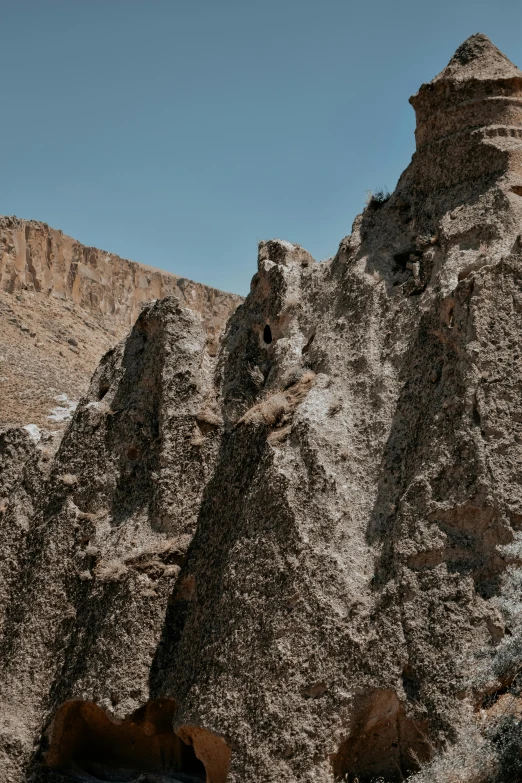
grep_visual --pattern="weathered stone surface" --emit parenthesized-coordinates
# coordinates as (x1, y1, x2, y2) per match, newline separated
(0, 216, 241, 348)
(2, 32, 522, 783)
(0, 217, 242, 428)
(0, 297, 224, 782)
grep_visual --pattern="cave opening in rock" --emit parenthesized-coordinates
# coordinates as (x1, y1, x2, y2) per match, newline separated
(263, 324, 272, 344)
(44, 699, 207, 782)
(331, 689, 431, 783)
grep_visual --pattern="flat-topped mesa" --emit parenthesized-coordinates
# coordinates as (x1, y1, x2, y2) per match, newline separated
(409, 34, 522, 189)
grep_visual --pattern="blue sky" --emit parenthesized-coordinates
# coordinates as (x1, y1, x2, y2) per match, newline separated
(1, 1, 521, 294)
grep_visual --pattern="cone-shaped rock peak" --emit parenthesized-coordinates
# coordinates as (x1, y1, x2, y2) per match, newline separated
(410, 33, 522, 159)
(432, 33, 522, 83)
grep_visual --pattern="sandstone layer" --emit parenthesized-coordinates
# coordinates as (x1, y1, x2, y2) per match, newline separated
(0, 217, 242, 428)
(2, 33, 522, 783)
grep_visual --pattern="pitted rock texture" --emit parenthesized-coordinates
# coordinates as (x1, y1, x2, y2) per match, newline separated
(2, 33, 522, 783)
(0, 216, 241, 428)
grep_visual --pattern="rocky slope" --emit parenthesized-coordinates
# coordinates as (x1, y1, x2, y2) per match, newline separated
(2, 33, 522, 783)
(0, 217, 242, 428)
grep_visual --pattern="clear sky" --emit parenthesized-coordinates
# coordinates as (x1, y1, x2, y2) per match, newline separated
(1, 1, 521, 294)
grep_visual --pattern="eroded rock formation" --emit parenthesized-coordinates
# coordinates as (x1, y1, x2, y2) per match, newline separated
(2, 33, 522, 783)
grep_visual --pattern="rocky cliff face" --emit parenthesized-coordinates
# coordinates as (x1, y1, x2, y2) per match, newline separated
(0, 216, 240, 345)
(0, 217, 242, 428)
(2, 33, 522, 783)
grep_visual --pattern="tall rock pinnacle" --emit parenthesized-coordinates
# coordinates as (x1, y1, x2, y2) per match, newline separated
(409, 33, 522, 191)
(2, 34, 522, 783)
(431, 33, 522, 83)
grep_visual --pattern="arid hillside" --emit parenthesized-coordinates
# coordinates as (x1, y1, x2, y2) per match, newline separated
(0, 216, 242, 428)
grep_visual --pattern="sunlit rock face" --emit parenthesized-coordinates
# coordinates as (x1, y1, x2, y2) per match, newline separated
(0, 216, 242, 429)
(3, 33, 522, 783)
(413, 34, 522, 148)
(0, 216, 242, 353)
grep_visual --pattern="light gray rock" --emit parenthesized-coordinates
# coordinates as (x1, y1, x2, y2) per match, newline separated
(2, 32, 522, 783)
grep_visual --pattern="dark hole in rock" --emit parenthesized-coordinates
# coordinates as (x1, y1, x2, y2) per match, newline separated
(302, 332, 315, 354)
(196, 419, 219, 437)
(331, 689, 431, 782)
(44, 699, 207, 782)
(393, 252, 410, 273)
(393, 250, 421, 273)
(126, 447, 139, 461)
(402, 665, 421, 702)
(408, 285, 426, 297)
(263, 324, 273, 344)
(511, 185, 522, 197)
(98, 383, 110, 401)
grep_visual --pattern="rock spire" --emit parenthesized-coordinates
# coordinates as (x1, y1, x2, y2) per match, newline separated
(409, 33, 522, 190)
(2, 34, 522, 783)
(432, 32, 522, 83)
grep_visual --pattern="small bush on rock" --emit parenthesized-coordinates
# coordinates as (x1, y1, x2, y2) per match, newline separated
(366, 189, 391, 209)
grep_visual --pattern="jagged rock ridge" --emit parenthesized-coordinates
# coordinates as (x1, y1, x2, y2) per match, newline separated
(2, 33, 522, 783)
